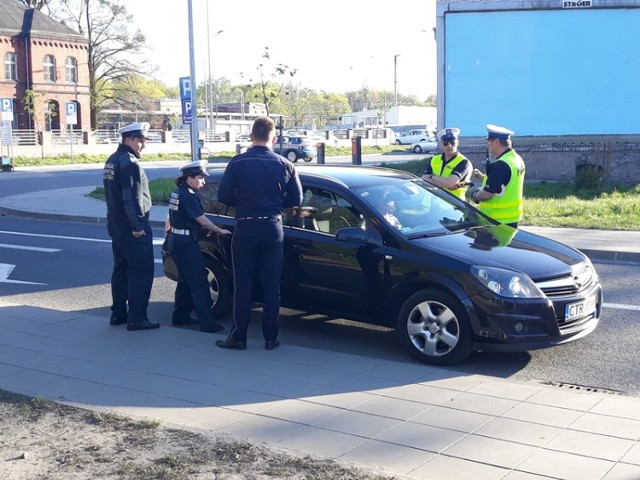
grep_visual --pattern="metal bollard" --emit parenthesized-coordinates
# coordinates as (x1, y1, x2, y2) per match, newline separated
(316, 142, 325, 164)
(351, 136, 362, 165)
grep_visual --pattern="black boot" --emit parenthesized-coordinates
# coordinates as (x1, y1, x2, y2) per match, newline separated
(127, 319, 160, 331)
(215, 336, 246, 350)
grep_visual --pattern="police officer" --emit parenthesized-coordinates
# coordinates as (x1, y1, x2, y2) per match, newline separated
(216, 116, 303, 351)
(103, 122, 158, 331)
(167, 160, 231, 333)
(468, 124, 526, 228)
(422, 127, 473, 199)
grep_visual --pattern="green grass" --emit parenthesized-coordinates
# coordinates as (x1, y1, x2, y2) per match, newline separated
(521, 182, 640, 230)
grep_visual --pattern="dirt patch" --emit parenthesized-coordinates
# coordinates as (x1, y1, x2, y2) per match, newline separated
(0, 389, 398, 480)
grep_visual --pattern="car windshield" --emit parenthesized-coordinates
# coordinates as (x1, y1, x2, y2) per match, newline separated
(352, 178, 494, 238)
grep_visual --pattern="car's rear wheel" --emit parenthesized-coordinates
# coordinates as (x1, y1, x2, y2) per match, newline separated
(397, 289, 472, 365)
(413, 145, 424, 153)
(303, 156, 314, 163)
(286, 151, 299, 162)
(204, 256, 232, 317)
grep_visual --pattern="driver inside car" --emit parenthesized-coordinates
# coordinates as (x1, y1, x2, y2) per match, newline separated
(379, 195, 402, 230)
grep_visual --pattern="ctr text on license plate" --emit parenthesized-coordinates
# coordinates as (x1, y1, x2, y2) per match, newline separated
(565, 295, 597, 321)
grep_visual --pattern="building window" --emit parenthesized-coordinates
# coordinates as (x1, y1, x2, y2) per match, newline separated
(4, 53, 17, 81)
(65, 57, 77, 83)
(44, 55, 56, 82)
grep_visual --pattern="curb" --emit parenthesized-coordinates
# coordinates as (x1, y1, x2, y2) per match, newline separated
(0, 204, 166, 229)
(579, 248, 640, 265)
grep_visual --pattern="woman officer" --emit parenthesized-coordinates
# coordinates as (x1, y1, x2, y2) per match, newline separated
(166, 160, 231, 333)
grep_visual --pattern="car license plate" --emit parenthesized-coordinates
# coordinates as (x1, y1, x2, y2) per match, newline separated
(565, 295, 597, 321)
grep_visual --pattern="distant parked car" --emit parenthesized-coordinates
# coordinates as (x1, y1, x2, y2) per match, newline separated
(410, 138, 438, 154)
(273, 135, 317, 162)
(394, 129, 431, 145)
(233, 134, 253, 154)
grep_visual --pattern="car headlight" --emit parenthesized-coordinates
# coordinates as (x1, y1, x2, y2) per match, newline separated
(471, 266, 545, 299)
(583, 257, 599, 284)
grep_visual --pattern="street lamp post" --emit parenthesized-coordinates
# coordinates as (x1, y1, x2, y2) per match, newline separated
(205, 0, 223, 138)
(394, 54, 401, 107)
(187, 0, 198, 160)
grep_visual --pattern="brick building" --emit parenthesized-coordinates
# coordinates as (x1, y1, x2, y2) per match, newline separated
(0, 0, 89, 132)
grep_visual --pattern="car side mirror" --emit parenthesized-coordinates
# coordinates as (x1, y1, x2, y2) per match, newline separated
(335, 226, 382, 246)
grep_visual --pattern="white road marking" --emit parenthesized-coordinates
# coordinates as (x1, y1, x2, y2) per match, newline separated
(0, 263, 46, 285)
(0, 243, 60, 252)
(603, 303, 640, 312)
(0, 230, 165, 245)
(0, 230, 110, 243)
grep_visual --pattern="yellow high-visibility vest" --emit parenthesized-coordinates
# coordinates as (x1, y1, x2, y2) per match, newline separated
(430, 153, 470, 199)
(480, 149, 525, 224)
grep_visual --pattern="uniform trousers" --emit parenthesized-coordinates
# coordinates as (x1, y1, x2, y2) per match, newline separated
(168, 232, 216, 330)
(109, 220, 154, 324)
(229, 217, 284, 343)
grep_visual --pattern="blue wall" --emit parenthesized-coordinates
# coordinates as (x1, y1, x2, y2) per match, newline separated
(444, 8, 640, 136)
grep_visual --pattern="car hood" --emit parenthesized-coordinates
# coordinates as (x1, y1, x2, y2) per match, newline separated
(410, 225, 585, 279)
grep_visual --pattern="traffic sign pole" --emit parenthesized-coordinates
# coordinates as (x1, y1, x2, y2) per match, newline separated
(65, 102, 77, 163)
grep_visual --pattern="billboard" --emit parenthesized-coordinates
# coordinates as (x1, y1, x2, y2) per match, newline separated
(440, 6, 640, 136)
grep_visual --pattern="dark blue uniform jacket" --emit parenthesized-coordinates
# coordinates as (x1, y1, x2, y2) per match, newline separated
(218, 146, 303, 217)
(103, 144, 151, 232)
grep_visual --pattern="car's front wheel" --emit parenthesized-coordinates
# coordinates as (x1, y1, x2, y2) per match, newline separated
(395, 139, 402, 145)
(286, 151, 299, 162)
(397, 289, 472, 365)
(413, 145, 424, 153)
(204, 256, 232, 317)
(303, 156, 314, 163)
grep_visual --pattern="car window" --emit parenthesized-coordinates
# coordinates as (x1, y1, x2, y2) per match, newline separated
(198, 180, 235, 217)
(354, 179, 489, 237)
(284, 187, 362, 234)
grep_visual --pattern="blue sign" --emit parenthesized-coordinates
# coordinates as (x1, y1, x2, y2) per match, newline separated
(181, 99, 192, 124)
(1, 98, 12, 121)
(0, 98, 12, 113)
(65, 102, 77, 125)
(179, 77, 192, 100)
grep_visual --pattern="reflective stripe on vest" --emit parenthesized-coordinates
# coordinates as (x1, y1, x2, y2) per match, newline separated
(480, 149, 525, 224)
(430, 153, 469, 199)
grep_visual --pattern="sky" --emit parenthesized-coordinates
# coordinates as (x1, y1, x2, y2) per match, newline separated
(125, 0, 437, 100)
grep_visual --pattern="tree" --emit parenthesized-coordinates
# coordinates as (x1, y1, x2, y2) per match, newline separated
(41, 0, 153, 129)
(240, 47, 296, 117)
(272, 84, 351, 128)
(22, 89, 54, 158)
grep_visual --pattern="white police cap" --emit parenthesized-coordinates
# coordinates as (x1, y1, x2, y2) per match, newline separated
(486, 124, 514, 140)
(436, 128, 460, 142)
(119, 122, 151, 139)
(179, 160, 208, 177)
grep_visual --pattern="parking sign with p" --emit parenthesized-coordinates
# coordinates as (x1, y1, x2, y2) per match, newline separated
(1, 98, 13, 121)
(65, 102, 77, 125)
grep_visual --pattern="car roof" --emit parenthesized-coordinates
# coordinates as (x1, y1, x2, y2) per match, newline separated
(206, 165, 417, 189)
(295, 165, 417, 189)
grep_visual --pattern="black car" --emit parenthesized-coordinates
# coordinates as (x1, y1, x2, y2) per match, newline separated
(162, 165, 602, 365)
